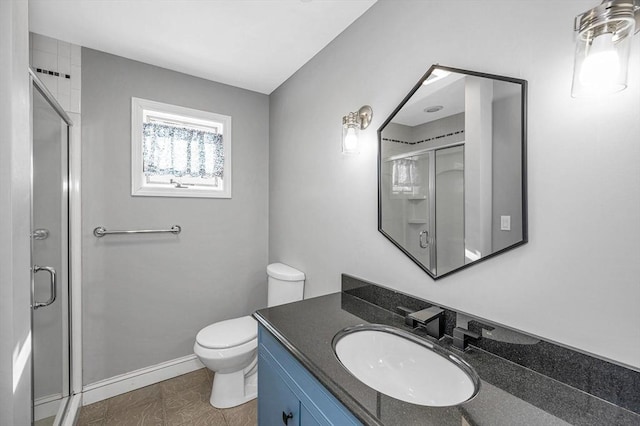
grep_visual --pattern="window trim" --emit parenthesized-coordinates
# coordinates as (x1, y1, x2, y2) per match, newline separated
(131, 97, 232, 198)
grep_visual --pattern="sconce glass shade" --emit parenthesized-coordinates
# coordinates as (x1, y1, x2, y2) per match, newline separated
(571, 0, 639, 97)
(342, 105, 372, 155)
(342, 120, 360, 154)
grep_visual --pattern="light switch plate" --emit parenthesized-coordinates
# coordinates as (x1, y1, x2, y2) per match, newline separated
(500, 215, 511, 231)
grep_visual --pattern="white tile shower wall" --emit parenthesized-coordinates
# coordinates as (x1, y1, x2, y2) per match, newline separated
(30, 33, 81, 114)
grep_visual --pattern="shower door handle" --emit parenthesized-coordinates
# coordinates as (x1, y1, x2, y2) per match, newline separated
(33, 265, 57, 309)
(32, 228, 50, 240)
(419, 230, 429, 249)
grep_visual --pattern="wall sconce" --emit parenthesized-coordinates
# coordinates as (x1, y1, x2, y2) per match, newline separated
(571, 0, 639, 97)
(342, 105, 373, 154)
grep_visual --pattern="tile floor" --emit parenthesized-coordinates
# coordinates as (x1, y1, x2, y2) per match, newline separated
(34, 416, 55, 426)
(77, 369, 256, 426)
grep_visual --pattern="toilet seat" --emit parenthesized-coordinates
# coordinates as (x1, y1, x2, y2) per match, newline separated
(196, 315, 257, 349)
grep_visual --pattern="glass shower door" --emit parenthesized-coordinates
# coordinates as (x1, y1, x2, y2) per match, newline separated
(434, 145, 465, 276)
(31, 83, 70, 426)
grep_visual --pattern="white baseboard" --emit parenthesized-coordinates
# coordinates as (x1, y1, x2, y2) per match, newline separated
(34, 394, 63, 421)
(81, 354, 204, 405)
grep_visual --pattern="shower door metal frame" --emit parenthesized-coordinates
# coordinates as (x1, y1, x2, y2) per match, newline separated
(433, 143, 466, 276)
(29, 68, 76, 426)
(427, 151, 437, 274)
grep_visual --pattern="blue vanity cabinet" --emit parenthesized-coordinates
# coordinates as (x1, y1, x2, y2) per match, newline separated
(258, 325, 362, 426)
(258, 351, 301, 426)
(299, 405, 323, 426)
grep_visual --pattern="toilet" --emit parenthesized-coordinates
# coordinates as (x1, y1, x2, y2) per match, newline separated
(194, 262, 305, 408)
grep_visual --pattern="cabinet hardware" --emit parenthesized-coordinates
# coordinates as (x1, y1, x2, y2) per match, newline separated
(282, 411, 293, 425)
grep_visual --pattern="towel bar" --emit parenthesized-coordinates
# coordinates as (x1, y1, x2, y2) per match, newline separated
(93, 225, 181, 237)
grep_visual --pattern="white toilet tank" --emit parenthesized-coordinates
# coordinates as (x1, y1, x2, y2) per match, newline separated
(267, 263, 305, 307)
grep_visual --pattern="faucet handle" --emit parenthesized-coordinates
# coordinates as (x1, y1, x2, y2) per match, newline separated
(453, 327, 480, 351)
(396, 306, 417, 327)
(468, 320, 495, 334)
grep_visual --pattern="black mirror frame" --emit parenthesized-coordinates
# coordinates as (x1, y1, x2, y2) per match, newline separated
(377, 64, 528, 280)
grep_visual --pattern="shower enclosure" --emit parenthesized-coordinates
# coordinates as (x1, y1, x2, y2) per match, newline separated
(31, 71, 73, 426)
(382, 144, 464, 276)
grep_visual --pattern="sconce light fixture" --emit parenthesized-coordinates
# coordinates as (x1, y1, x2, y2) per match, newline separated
(572, 0, 639, 97)
(342, 105, 373, 154)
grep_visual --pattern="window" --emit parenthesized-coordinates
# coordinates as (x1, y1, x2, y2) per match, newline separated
(131, 97, 232, 198)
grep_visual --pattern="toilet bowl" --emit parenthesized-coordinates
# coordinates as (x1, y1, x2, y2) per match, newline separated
(194, 263, 305, 408)
(193, 316, 258, 408)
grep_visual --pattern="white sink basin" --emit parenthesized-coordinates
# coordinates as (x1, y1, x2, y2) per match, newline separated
(333, 325, 479, 407)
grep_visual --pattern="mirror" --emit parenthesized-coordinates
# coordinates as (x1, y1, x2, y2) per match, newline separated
(378, 65, 527, 279)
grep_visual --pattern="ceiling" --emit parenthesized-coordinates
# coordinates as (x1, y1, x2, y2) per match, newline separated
(393, 74, 466, 127)
(29, 0, 377, 94)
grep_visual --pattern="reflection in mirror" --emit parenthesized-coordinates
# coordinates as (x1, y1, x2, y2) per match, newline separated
(378, 65, 527, 279)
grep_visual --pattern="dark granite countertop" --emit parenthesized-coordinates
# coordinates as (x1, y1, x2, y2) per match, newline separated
(254, 289, 640, 426)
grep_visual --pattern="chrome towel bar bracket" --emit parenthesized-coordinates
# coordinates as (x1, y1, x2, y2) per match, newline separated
(93, 225, 181, 238)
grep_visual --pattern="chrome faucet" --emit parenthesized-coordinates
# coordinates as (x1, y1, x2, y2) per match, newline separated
(397, 306, 445, 340)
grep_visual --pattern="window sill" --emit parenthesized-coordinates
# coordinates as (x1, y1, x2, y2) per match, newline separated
(131, 185, 231, 199)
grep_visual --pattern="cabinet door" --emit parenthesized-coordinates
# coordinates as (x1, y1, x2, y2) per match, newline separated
(259, 326, 362, 426)
(300, 404, 323, 426)
(258, 353, 300, 426)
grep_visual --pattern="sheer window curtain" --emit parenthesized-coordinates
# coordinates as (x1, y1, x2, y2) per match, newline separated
(142, 122, 224, 179)
(392, 158, 419, 193)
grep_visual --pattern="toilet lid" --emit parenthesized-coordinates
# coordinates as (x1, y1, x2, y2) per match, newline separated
(196, 316, 257, 349)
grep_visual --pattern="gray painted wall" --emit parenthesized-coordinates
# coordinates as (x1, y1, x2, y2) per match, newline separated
(269, 0, 640, 368)
(492, 90, 523, 251)
(82, 49, 269, 384)
(0, 0, 33, 423)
